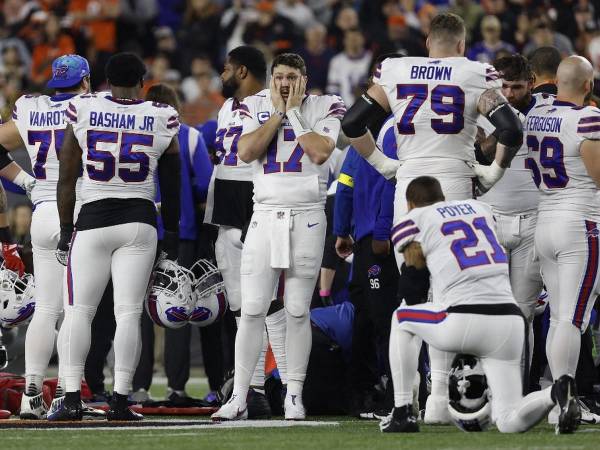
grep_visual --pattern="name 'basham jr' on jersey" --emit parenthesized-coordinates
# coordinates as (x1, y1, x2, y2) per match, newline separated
(239, 89, 345, 209)
(64, 93, 179, 205)
(373, 56, 501, 177)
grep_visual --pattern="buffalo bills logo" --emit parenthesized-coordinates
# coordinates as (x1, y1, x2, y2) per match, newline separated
(367, 265, 381, 278)
(190, 306, 212, 322)
(165, 306, 189, 323)
(53, 65, 70, 80)
(5, 302, 35, 327)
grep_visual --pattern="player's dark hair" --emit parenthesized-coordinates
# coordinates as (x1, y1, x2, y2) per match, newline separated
(145, 83, 181, 112)
(406, 176, 445, 207)
(228, 46, 267, 82)
(105, 52, 146, 88)
(494, 55, 533, 82)
(528, 46, 562, 78)
(271, 53, 307, 76)
(428, 13, 466, 43)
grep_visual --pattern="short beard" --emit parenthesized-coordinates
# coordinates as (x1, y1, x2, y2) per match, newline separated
(221, 79, 238, 99)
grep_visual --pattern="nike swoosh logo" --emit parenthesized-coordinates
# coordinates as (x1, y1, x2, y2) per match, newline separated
(307, 223, 319, 228)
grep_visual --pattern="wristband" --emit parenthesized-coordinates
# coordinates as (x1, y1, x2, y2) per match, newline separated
(489, 160, 505, 180)
(286, 107, 312, 138)
(365, 148, 399, 180)
(13, 170, 34, 190)
(319, 289, 331, 297)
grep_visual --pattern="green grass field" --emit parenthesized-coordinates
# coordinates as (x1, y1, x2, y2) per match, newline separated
(1, 420, 600, 450)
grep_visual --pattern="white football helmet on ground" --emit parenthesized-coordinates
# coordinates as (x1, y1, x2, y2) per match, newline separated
(0, 263, 35, 328)
(145, 258, 194, 329)
(448, 354, 492, 432)
(188, 259, 228, 327)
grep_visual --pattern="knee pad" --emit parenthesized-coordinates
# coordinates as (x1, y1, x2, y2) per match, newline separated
(114, 303, 143, 322)
(65, 304, 96, 323)
(30, 304, 63, 323)
(285, 298, 309, 319)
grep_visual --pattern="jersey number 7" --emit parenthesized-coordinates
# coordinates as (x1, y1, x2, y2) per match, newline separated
(396, 84, 465, 135)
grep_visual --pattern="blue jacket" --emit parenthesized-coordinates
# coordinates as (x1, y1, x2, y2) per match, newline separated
(333, 116, 397, 242)
(157, 123, 213, 240)
(310, 301, 355, 362)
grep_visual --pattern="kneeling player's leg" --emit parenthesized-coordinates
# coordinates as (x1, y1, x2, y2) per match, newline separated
(61, 229, 112, 394)
(110, 223, 157, 396)
(234, 212, 279, 403)
(284, 210, 326, 399)
(25, 204, 64, 395)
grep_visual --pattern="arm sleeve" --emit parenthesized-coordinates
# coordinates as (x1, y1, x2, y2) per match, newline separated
(390, 211, 421, 251)
(191, 130, 213, 202)
(373, 124, 398, 241)
(333, 148, 358, 237)
(576, 108, 600, 141)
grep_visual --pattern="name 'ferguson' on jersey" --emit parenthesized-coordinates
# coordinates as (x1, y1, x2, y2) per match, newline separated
(524, 100, 600, 218)
(240, 89, 345, 209)
(13, 92, 83, 205)
(65, 93, 179, 205)
(373, 56, 501, 177)
(392, 199, 514, 307)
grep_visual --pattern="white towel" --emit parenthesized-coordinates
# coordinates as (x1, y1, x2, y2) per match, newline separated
(270, 209, 291, 269)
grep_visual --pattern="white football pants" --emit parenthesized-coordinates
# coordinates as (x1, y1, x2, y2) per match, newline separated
(536, 213, 600, 379)
(233, 209, 325, 401)
(60, 222, 157, 395)
(390, 302, 555, 432)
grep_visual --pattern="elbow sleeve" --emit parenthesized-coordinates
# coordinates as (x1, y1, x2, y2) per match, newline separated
(0, 145, 13, 171)
(486, 103, 523, 148)
(341, 93, 389, 138)
(158, 153, 181, 233)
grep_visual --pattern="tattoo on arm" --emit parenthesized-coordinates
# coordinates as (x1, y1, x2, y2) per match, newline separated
(57, 125, 81, 226)
(478, 88, 508, 116)
(479, 135, 498, 161)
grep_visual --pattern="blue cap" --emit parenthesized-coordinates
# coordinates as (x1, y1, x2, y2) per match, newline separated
(46, 55, 90, 89)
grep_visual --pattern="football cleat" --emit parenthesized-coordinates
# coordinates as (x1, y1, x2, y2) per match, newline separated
(82, 402, 107, 420)
(284, 393, 306, 420)
(46, 396, 83, 421)
(379, 405, 420, 433)
(129, 388, 152, 404)
(106, 405, 143, 421)
(577, 398, 600, 425)
(424, 394, 451, 425)
(552, 375, 581, 434)
(19, 392, 47, 419)
(211, 394, 248, 421)
(247, 388, 272, 419)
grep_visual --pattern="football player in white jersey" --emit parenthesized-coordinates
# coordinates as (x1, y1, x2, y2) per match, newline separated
(49, 53, 180, 421)
(0, 55, 94, 419)
(476, 55, 553, 378)
(341, 13, 524, 423)
(205, 45, 287, 417)
(212, 53, 345, 421)
(525, 56, 600, 412)
(381, 176, 579, 434)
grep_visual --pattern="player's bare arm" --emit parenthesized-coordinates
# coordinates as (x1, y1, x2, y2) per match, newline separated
(477, 88, 523, 168)
(286, 77, 334, 165)
(237, 77, 285, 163)
(342, 83, 398, 179)
(476, 126, 497, 162)
(403, 241, 426, 270)
(0, 120, 24, 151)
(56, 125, 81, 236)
(580, 139, 600, 187)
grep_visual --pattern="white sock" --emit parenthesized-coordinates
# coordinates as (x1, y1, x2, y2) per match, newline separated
(266, 307, 287, 384)
(250, 329, 267, 389)
(429, 346, 454, 399)
(232, 313, 266, 404)
(24, 307, 61, 393)
(25, 374, 44, 396)
(547, 321, 581, 378)
(285, 311, 311, 396)
(113, 304, 142, 395)
(390, 321, 420, 408)
(61, 305, 95, 393)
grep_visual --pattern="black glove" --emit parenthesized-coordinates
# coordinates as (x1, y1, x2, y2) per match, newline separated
(162, 230, 179, 261)
(56, 224, 74, 266)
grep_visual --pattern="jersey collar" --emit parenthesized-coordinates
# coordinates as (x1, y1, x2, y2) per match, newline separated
(106, 95, 145, 105)
(552, 99, 577, 107)
(50, 92, 77, 102)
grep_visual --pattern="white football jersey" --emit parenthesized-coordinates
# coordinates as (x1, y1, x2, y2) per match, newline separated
(240, 89, 345, 209)
(214, 97, 253, 182)
(478, 93, 554, 214)
(65, 93, 179, 205)
(374, 56, 502, 177)
(12, 93, 83, 205)
(392, 199, 515, 307)
(524, 100, 600, 218)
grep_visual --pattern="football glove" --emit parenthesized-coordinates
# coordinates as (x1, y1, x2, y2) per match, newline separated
(56, 225, 73, 266)
(1, 243, 24, 276)
(468, 160, 505, 195)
